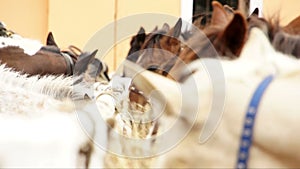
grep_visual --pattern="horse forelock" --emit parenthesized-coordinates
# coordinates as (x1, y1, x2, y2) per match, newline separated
(141, 30, 167, 50)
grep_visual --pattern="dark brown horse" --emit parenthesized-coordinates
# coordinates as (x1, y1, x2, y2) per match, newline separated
(0, 32, 78, 76)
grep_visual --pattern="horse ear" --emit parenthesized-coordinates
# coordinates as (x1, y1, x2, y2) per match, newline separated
(283, 15, 300, 35)
(211, 1, 229, 26)
(87, 58, 110, 82)
(224, 4, 234, 15)
(73, 49, 98, 76)
(162, 23, 170, 32)
(221, 12, 247, 56)
(151, 26, 158, 33)
(86, 58, 101, 80)
(137, 27, 146, 42)
(172, 18, 182, 38)
(46, 32, 58, 47)
(99, 61, 110, 81)
(250, 8, 259, 16)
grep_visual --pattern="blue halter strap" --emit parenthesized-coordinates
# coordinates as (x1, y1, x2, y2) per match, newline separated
(236, 74, 275, 169)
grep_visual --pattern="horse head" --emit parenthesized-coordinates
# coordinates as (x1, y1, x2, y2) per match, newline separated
(135, 18, 182, 74)
(40, 32, 82, 75)
(168, 1, 247, 81)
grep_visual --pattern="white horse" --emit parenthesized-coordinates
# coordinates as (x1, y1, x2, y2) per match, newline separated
(0, 63, 120, 167)
(124, 28, 300, 168)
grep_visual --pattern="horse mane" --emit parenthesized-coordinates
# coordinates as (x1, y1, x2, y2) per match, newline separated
(0, 64, 90, 100)
(272, 31, 300, 58)
(140, 29, 167, 50)
(261, 14, 300, 58)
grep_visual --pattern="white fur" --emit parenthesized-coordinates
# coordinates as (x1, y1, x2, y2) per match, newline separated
(0, 77, 92, 167)
(0, 36, 42, 55)
(0, 64, 91, 100)
(0, 64, 123, 167)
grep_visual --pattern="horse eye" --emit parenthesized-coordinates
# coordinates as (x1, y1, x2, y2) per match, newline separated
(201, 18, 207, 25)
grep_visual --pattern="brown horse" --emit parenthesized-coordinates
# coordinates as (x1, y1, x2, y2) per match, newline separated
(126, 19, 182, 71)
(124, 19, 182, 112)
(168, 1, 248, 81)
(0, 32, 79, 76)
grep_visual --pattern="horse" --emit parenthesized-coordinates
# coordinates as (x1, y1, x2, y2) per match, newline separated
(0, 49, 118, 167)
(124, 19, 183, 116)
(0, 48, 109, 101)
(124, 27, 300, 168)
(168, 1, 248, 81)
(126, 18, 182, 75)
(0, 32, 79, 76)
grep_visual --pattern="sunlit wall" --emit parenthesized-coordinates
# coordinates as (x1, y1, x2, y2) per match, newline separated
(0, 0, 299, 70)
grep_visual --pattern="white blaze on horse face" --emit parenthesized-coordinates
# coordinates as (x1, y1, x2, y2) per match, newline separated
(0, 36, 42, 55)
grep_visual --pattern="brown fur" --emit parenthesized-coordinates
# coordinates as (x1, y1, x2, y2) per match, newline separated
(0, 46, 69, 75)
(0, 32, 80, 76)
(283, 15, 300, 35)
(136, 18, 182, 72)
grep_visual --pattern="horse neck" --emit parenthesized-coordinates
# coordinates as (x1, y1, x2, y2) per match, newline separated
(167, 28, 223, 81)
(272, 31, 300, 58)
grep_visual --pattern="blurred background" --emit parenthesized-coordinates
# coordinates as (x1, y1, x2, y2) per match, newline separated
(0, 0, 299, 71)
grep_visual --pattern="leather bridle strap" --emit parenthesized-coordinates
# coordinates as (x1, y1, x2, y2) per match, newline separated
(61, 52, 74, 75)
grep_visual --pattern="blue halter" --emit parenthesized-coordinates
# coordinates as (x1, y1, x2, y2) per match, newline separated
(236, 74, 275, 169)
